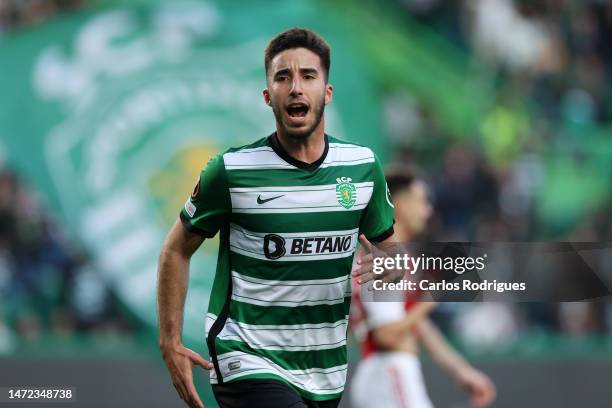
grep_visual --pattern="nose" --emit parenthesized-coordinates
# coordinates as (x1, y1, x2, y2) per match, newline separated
(290, 77, 303, 96)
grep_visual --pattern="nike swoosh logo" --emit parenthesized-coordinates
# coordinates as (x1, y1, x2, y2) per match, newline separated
(257, 194, 284, 204)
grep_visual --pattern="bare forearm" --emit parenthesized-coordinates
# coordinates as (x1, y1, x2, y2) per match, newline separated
(157, 219, 204, 349)
(373, 302, 436, 349)
(157, 248, 190, 347)
(156, 219, 207, 408)
(388, 302, 436, 337)
(417, 318, 470, 378)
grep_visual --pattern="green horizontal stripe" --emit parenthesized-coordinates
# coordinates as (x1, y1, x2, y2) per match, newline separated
(224, 373, 343, 401)
(234, 274, 350, 288)
(231, 210, 364, 234)
(231, 252, 353, 281)
(225, 137, 270, 152)
(233, 293, 348, 306)
(226, 162, 373, 188)
(229, 298, 351, 326)
(215, 338, 347, 371)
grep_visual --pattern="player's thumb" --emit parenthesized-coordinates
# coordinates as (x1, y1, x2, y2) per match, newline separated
(358, 234, 372, 252)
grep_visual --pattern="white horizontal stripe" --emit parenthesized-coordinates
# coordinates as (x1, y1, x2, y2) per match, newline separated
(226, 164, 295, 170)
(232, 293, 348, 307)
(323, 144, 374, 166)
(212, 351, 347, 394)
(230, 272, 350, 286)
(229, 246, 356, 262)
(225, 164, 291, 170)
(223, 144, 374, 170)
(230, 182, 373, 214)
(226, 160, 374, 170)
(320, 144, 375, 169)
(328, 142, 365, 148)
(230, 223, 359, 239)
(206, 313, 348, 331)
(228, 146, 275, 154)
(229, 224, 358, 262)
(206, 313, 348, 351)
(224, 149, 294, 169)
(230, 271, 351, 309)
(319, 157, 374, 168)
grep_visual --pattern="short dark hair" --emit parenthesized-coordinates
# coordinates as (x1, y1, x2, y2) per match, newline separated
(385, 168, 417, 198)
(264, 28, 331, 81)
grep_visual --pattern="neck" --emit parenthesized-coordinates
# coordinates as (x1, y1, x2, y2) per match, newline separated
(275, 119, 326, 164)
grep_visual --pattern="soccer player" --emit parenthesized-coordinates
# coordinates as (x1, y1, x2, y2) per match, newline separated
(157, 28, 399, 408)
(350, 170, 496, 408)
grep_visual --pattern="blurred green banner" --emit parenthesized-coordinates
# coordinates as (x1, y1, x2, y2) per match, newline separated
(0, 0, 387, 342)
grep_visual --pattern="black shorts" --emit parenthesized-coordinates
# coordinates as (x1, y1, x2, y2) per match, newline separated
(212, 379, 342, 408)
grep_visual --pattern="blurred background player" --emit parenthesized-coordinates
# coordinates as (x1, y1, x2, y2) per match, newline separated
(349, 168, 496, 408)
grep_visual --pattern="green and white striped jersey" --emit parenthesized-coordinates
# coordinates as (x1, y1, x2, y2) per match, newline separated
(180, 133, 394, 401)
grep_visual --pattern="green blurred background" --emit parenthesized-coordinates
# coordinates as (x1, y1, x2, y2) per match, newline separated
(1, 0, 612, 406)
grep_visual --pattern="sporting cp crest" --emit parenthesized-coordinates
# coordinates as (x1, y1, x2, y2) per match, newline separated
(336, 177, 357, 209)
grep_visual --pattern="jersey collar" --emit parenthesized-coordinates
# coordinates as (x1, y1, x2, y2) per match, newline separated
(268, 131, 329, 172)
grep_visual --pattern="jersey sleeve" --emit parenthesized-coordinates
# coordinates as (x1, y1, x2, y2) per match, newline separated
(359, 154, 395, 242)
(179, 153, 230, 238)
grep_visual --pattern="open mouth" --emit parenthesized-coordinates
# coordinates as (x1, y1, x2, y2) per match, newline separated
(286, 103, 309, 119)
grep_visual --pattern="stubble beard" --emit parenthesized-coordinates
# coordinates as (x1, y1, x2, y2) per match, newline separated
(271, 95, 325, 140)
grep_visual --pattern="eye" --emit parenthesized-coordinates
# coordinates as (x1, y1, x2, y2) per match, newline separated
(276, 75, 289, 82)
(303, 74, 315, 80)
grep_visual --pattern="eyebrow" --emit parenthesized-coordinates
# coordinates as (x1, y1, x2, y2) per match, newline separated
(273, 67, 319, 78)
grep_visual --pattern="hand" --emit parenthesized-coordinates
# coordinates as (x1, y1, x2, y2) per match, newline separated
(161, 343, 214, 408)
(352, 234, 404, 288)
(456, 367, 496, 408)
